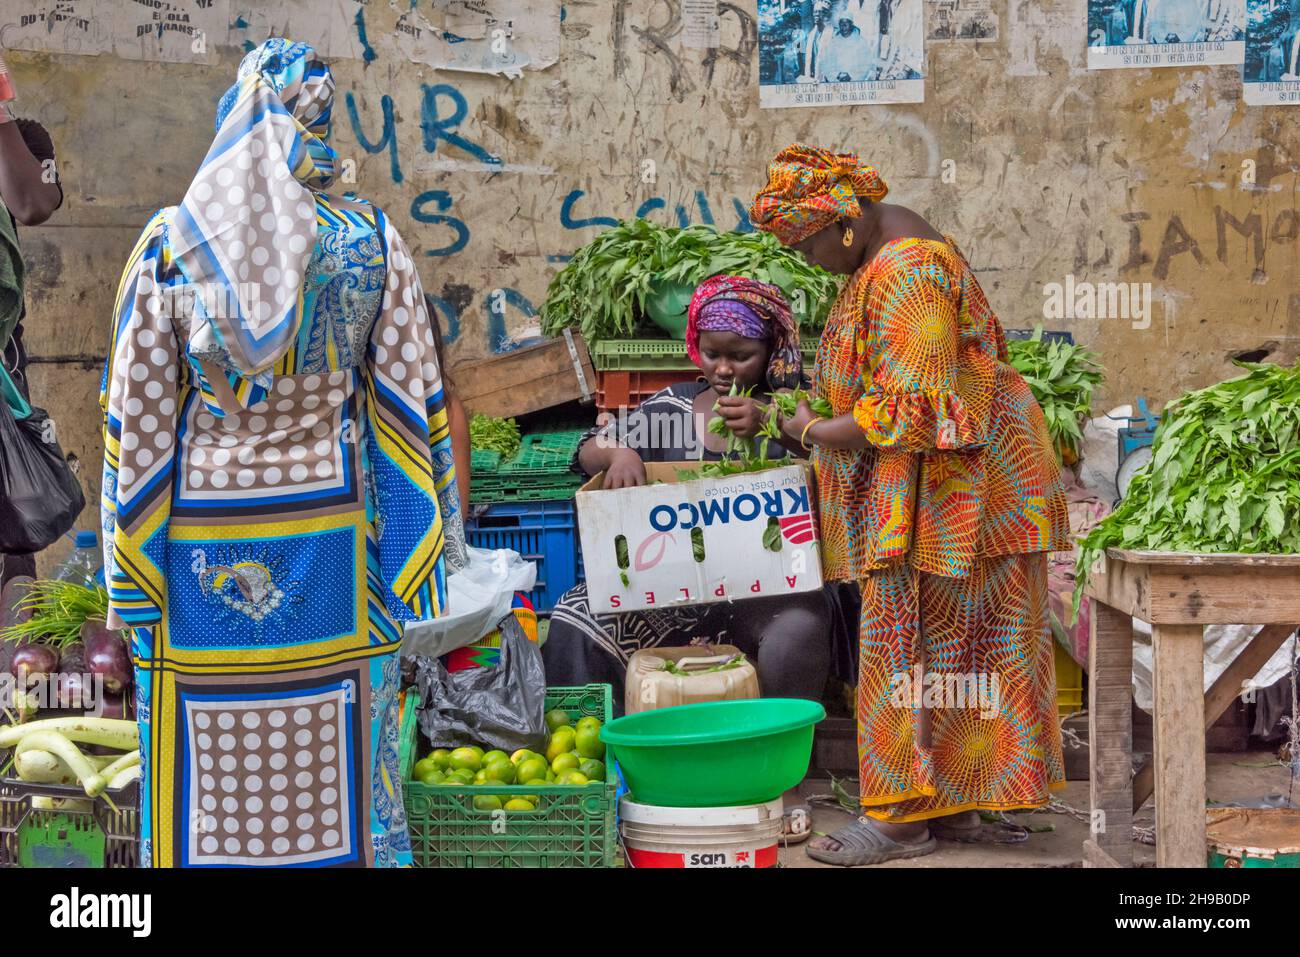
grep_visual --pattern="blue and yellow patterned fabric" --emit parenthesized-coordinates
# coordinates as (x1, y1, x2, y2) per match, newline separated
(99, 40, 453, 868)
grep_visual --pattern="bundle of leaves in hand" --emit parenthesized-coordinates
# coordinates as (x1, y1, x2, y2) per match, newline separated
(692, 386, 830, 479)
(539, 219, 841, 341)
(1072, 360, 1300, 621)
(1006, 327, 1103, 464)
(468, 414, 521, 460)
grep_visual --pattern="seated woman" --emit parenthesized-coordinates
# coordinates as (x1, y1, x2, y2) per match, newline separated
(542, 276, 841, 836)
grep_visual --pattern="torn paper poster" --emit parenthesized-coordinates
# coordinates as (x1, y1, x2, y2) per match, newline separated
(0, 0, 112, 56)
(1243, 0, 1300, 105)
(227, 1, 371, 60)
(759, 0, 925, 107)
(0, 0, 225, 63)
(926, 0, 998, 41)
(1087, 0, 1245, 69)
(420, 0, 561, 76)
(111, 0, 229, 65)
(683, 0, 722, 49)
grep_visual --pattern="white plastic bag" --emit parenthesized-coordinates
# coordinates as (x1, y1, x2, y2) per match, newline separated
(400, 545, 537, 660)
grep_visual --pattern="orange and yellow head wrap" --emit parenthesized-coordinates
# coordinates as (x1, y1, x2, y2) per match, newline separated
(749, 144, 888, 247)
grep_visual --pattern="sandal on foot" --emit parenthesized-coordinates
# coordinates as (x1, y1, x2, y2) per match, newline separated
(930, 817, 1029, 844)
(781, 803, 813, 845)
(804, 816, 937, 867)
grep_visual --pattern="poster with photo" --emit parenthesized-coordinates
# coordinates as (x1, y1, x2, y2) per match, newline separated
(1086, 0, 1245, 69)
(926, 0, 998, 41)
(1244, 0, 1300, 104)
(758, 0, 925, 108)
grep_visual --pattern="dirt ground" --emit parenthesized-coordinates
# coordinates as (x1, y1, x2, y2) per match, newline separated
(780, 750, 1296, 868)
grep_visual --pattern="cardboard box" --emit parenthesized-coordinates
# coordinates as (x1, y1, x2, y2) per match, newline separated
(576, 462, 823, 615)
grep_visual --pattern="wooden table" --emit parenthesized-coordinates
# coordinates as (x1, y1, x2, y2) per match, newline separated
(1083, 549, 1300, 868)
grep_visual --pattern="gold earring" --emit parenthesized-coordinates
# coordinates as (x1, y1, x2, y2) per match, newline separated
(842, 227, 854, 247)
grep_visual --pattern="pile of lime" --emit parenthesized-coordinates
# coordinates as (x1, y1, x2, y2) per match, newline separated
(411, 709, 606, 813)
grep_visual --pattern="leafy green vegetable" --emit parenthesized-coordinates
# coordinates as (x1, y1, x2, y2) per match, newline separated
(619, 571, 630, 589)
(762, 520, 782, 552)
(539, 220, 841, 342)
(0, 580, 111, 649)
(1072, 360, 1300, 621)
(1007, 327, 1104, 463)
(469, 414, 521, 460)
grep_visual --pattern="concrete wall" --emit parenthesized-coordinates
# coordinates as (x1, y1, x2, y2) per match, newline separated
(7, 0, 1300, 561)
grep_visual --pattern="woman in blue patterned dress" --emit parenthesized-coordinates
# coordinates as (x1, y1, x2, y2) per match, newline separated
(100, 40, 457, 867)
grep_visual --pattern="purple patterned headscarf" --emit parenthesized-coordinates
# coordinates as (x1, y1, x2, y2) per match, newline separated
(686, 275, 802, 390)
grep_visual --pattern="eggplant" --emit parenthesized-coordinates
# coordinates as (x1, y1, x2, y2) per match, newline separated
(9, 641, 59, 691)
(97, 692, 128, 720)
(81, 621, 132, 695)
(54, 641, 88, 709)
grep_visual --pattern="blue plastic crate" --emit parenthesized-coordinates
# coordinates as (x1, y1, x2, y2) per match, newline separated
(465, 500, 580, 611)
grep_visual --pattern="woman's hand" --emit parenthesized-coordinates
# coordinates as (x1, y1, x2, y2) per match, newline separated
(715, 395, 767, 440)
(602, 448, 647, 490)
(780, 398, 818, 447)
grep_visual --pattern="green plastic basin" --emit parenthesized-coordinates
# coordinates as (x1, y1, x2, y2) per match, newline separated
(644, 277, 694, 339)
(600, 699, 825, 807)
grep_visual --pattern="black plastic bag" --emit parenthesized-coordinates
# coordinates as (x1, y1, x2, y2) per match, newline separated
(413, 613, 547, 753)
(0, 397, 85, 554)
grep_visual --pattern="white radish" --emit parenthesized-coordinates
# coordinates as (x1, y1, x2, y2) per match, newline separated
(0, 717, 136, 751)
(14, 749, 118, 784)
(98, 750, 140, 784)
(107, 765, 141, 790)
(14, 731, 107, 797)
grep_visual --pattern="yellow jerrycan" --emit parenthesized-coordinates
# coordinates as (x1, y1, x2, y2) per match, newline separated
(624, 644, 760, 715)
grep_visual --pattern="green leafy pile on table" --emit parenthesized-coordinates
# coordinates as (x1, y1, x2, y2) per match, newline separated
(539, 219, 841, 341)
(1072, 360, 1300, 620)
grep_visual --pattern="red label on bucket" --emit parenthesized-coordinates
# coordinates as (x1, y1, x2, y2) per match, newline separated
(626, 844, 779, 868)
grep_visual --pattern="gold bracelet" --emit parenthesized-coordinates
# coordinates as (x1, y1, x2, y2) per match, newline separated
(800, 418, 823, 451)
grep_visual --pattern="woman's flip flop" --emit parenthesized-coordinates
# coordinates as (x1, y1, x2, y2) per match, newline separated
(929, 818, 1030, 844)
(804, 816, 937, 867)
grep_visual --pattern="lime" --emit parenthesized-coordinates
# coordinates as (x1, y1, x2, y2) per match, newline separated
(575, 716, 601, 735)
(545, 728, 576, 763)
(556, 770, 590, 787)
(575, 726, 605, 760)
(447, 768, 475, 785)
(482, 750, 510, 767)
(484, 760, 517, 784)
(578, 759, 605, 782)
(510, 749, 537, 765)
(473, 769, 488, 785)
(416, 766, 445, 786)
(468, 746, 485, 760)
(551, 752, 580, 775)
(516, 757, 548, 783)
(504, 798, 536, 812)
(449, 747, 482, 772)
(429, 748, 452, 771)
(544, 709, 572, 733)
(522, 779, 547, 788)
(413, 757, 439, 779)
(473, 794, 503, 812)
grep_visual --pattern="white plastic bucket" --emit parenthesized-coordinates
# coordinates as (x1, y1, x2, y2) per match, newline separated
(619, 796, 784, 868)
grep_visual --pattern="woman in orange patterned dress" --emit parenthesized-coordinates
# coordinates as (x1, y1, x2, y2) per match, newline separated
(750, 145, 1071, 865)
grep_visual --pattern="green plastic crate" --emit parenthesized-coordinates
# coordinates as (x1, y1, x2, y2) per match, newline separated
(591, 338, 819, 371)
(1, 774, 139, 868)
(500, 430, 588, 477)
(401, 684, 618, 868)
(468, 476, 580, 505)
(470, 448, 502, 473)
